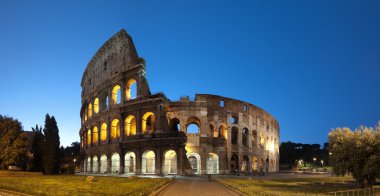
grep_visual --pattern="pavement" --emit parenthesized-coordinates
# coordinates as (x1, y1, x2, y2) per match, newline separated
(156, 176, 239, 196)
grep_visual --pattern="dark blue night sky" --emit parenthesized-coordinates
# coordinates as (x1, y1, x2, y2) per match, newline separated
(1, 0, 379, 146)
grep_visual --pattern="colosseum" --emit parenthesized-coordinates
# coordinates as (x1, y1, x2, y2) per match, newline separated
(80, 29, 280, 176)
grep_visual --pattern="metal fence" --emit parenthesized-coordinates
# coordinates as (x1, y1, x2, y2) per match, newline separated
(215, 178, 380, 196)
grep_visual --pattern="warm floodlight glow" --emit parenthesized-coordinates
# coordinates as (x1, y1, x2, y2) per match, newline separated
(126, 79, 137, 100)
(94, 98, 99, 113)
(111, 119, 120, 139)
(93, 126, 98, 144)
(100, 123, 107, 141)
(125, 115, 136, 136)
(142, 112, 155, 134)
(112, 85, 121, 105)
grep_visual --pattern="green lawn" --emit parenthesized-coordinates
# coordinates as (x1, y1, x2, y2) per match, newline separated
(0, 171, 172, 196)
(216, 176, 379, 196)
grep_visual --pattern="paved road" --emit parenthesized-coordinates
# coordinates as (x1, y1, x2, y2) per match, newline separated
(157, 176, 239, 196)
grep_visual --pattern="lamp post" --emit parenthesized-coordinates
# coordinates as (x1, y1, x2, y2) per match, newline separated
(321, 160, 324, 167)
(313, 157, 316, 168)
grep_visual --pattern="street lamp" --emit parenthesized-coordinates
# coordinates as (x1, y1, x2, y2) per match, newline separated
(321, 160, 324, 167)
(313, 157, 317, 168)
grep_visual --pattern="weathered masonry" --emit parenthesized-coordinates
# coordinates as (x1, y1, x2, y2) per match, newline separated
(80, 29, 280, 175)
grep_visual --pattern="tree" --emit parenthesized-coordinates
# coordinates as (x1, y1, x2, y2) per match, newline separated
(29, 125, 45, 172)
(0, 115, 28, 168)
(328, 123, 380, 186)
(42, 114, 61, 174)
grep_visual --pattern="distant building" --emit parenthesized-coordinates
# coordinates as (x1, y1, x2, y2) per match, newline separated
(80, 29, 279, 175)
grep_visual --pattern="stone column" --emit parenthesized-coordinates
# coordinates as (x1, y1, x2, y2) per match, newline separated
(155, 148, 161, 175)
(107, 117, 111, 144)
(120, 149, 125, 174)
(135, 149, 141, 174)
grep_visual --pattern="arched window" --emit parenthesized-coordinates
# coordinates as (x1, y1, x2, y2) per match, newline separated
(125, 152, 136, 174)
(206, 153, 219, 174)
(163, 150, 177, 174)
(230, 116, 238, 124)
(242, 128, 248, 146)
(142, 112, 155, 134)
(111, 153, 120, 174)
(88, 103, 93, 118)
(219, 125, 227, 140)
(93, 126, 98, 144)
(100, 154, 107, 173)
(231, 126, 238, 145)
(210, 124, 216, 137)
(94, 98, 99, 113)
(100, 123, 107, 141)
(92, 156, 98, 173)
(252, 130, 258, 148)
(112, 85, 121, 105)
(126, 79, 137, 100)
(142, 150, 155, 174)
(84, 110, 88, 122)
(170, 118, 180, 132)
(111, 119, 120, 139)
(125, 115, 136, 136)
(186, 116, 201, 134)
(87, 129, 91, 145)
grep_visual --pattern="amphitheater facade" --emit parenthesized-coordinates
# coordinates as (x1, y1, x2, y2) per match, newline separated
(80, 29, 280, 175)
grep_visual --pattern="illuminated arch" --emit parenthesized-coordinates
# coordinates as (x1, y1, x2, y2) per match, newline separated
(126, 79, 137, 100)
(84, 110, 88, 122)
(93, 98, 99, 113)
(125, 115, 136, 136)
(88, 103, 93, 118)
(92, 126, 98, 144)
(170, 118, 181, 132)
(252, 156, 258, 172)
(142, 150, 155, 174)
(124, 152, 136, 174)
(100, 154, 107, 173)
(163, 150, 177, 174)
(206, 153, 219, 174)
(111, 119, 120, 139)
(87, 129, 91, 145)
(100, 123, 107, 141)
(187, 153, 201, 174)
(112, 85, 121, 105)
(142, 112, 155, 134)
(92, 156, 98, 173)
(111, 153, 120, 174)
(86, 157, 91, 172)
(241, 155, 249, 173)
(219, 124, 227, 140)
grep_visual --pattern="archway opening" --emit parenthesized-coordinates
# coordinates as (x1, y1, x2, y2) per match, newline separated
(100, 154, 107, 173)
(170, 118, 180, 132)
(186, 117, 200, 134)
(252, 130, 257, 148)
(163, 150, 177, 174)
(94, 98, 99, 114)
(230, 154, 239, 173)
(100, 123, 107, 141)
(111, 119, 120, 139)
(206, 153, 219, 174)
(111, 153, 120, 174)
(93, 126, 98, 144)
(125, 115, 136, 136)
(241, 155, 249, 173)
(126, 79, 137, 100)
(219, 124, 227, 140)
(125, 152, 136, 174)
(252, 156, 258, 172)
(88, 103, 93, 118)
(142, 150, 155, 174)
(112, 85, 121, 105)
(187, 153, 201, 174)
(92, 156, 98, 173)
(231, 127, 238, 145)
(87, 129, 91, 145)
(242, 128, 248, 146)
(86, 157, 91, 172)
(142, 112, 155, 134)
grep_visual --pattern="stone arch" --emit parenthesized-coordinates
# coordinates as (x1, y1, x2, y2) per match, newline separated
(100, 123, 107, 141)
(86, 156, 91, 172)
(142, 150, 156, 174)
(88, 103, 93, 118)
(206, 153, 219, 174)
(187, 153, 201, 174)
(94, 98, 99, 114)
(163, 150, 177, 175)
(100, 154, 107, 173)
(142, 112, 155, 134)
(230, 154, 239, 173)
(169, 118, 181, 132)
(241, 155, 249, 173)
(219, 124, 227, 140)
(92, 155, 98, 173)
(186, 116, 201, 134)
(92, 126, 98, 144)
(126, 79, 137, 100)
(124, 151, 136, 174)
(252, 130, 258, 148)
(242, 128, 248, 146)
(210, 124, 216, 137)
(111, 119, 120, 139)
(112, 85, 121, 105)
(125, 115, 136, 136)
(111, 153, 120, 174)
(230, 115, 238, 124)
(252, 156, 258, 172)
(231, 126, 238, 145)
(87, 129, 91, 145)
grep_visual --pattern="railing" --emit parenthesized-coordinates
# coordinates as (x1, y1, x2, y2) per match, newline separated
(215, 178, 380, 196)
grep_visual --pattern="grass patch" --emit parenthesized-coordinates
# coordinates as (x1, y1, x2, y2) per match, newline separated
(216, 176, 378, 195)
(0, 171, 171, 195)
